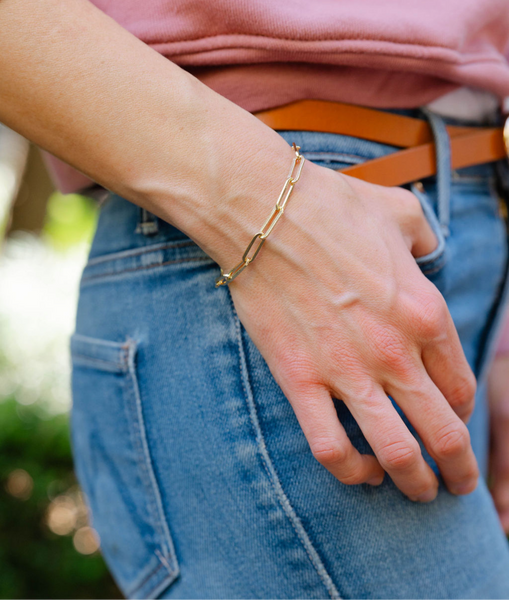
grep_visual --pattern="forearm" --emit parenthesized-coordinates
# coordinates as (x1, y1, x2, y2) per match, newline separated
(0, 0, 296, 266)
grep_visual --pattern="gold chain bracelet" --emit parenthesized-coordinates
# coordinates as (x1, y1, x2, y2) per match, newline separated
(215, 142, 305, 287)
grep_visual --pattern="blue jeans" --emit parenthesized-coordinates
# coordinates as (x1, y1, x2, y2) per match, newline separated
(71, 113, 509, 599)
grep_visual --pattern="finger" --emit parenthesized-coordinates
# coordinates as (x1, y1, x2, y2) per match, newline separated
(412, 226, 438, 258)
(338, 381, 439, 502)
(490, 412, 509, 533)
(404, 283, 476, 423)
(499, 510, 509, 534)
(386, 369, 479, 496)
(421, 305, 477, 423)
(411, 203, 439, 258)
(289, 384, 385, 486)
(382, 186, 438, 258)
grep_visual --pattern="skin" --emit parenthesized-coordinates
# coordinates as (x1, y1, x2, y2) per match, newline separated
(488, 354, 509, 532)
(1, 0, 499, 504)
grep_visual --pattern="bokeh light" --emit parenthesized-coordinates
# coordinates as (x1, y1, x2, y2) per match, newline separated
(5, 468, 33, 501)
(46, 487, 95, 539)
(73, 527, 100, 555)
(0, 139, 120, 597)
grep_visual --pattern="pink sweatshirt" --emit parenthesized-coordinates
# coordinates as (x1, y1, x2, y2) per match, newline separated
(45, 0, 509, 354)
(48, 0, 509, 191)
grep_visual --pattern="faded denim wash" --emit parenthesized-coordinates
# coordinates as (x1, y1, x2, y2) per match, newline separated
(71, 114, 509, 599)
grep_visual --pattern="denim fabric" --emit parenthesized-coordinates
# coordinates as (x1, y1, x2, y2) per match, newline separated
(71, 119, 509, 599)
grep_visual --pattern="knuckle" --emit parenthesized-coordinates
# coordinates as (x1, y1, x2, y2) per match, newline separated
(329, 372, 378, 406)
(394, 187, 422, 214)
(310, 442, 365, 485)
(403, 190, 424, 219)
(448, 372, 477, 408)
(311, 440, 348, 467)
(405, 290, 447, 340)
(378, 439, 420, 471)
(276, 351, 321, 393)
(432, 423, 470, 459)
(389, 189, 425, 234)
(346, 378, 378, 404)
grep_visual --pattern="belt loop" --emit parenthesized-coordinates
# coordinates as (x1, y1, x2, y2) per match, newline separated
(421, 107, 451, 238)
(135, 207, 159, 236)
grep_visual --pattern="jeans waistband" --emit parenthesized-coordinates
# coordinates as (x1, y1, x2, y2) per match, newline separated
(278, 108, 480, 240)
(90, 107, 505, 259)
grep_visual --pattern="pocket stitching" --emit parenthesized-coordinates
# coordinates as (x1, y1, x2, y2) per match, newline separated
(71, 353, 128, 373)
(122, 339, 180, 596)
(81, 255, 212, 285)
(71, 335, 180, 597)
(225, 288, 341, 600)
(87, 240, 199, 267)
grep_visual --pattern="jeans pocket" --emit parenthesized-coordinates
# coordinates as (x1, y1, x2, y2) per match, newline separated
(70, 334, 179, 599)
(410, 182, 448, 277)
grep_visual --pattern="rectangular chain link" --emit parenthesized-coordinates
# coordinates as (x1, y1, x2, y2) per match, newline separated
(215, 142, 305, 287)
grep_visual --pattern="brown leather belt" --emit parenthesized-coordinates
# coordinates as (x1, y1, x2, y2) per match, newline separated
(253, 100, 509, 187)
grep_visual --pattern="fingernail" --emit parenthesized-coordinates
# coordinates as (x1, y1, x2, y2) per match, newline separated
(367, 473, 385, 486)
(410, 489, 437, 503)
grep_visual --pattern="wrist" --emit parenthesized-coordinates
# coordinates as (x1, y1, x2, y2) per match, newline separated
(139, 102, 306, 271)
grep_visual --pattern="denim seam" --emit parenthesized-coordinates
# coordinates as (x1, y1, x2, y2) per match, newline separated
(418, 252, 446, 267)
(124, 338, 180, 597)
(71, 354, 128, 373)
(421, 108, 451, 236)
(129, 561, 166, 598)
(131, 559, 173, 599)
(126, 338, 179, 567)
(411, 183, 448, 275)
(227, 288, 341, 600)
(72, 332, 131, 349)
(81, 256, 212, 284)
(86, 240, 197, 266)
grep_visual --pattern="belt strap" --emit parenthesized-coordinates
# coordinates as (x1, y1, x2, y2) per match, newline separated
(253, 100, 508, 187)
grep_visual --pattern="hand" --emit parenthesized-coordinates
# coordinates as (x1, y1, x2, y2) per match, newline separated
(488, 353, 509, 532)
(229, 161, 479, 502)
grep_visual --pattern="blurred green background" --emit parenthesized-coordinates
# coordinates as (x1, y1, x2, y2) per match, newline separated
(0, 136, 121, 598)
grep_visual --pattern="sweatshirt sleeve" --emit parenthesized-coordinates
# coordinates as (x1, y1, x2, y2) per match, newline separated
(496, 306, 509, 356)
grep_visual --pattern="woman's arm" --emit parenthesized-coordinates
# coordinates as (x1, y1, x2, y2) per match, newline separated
(0, 0, 297, 269)
(0, 0, 480, 501)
